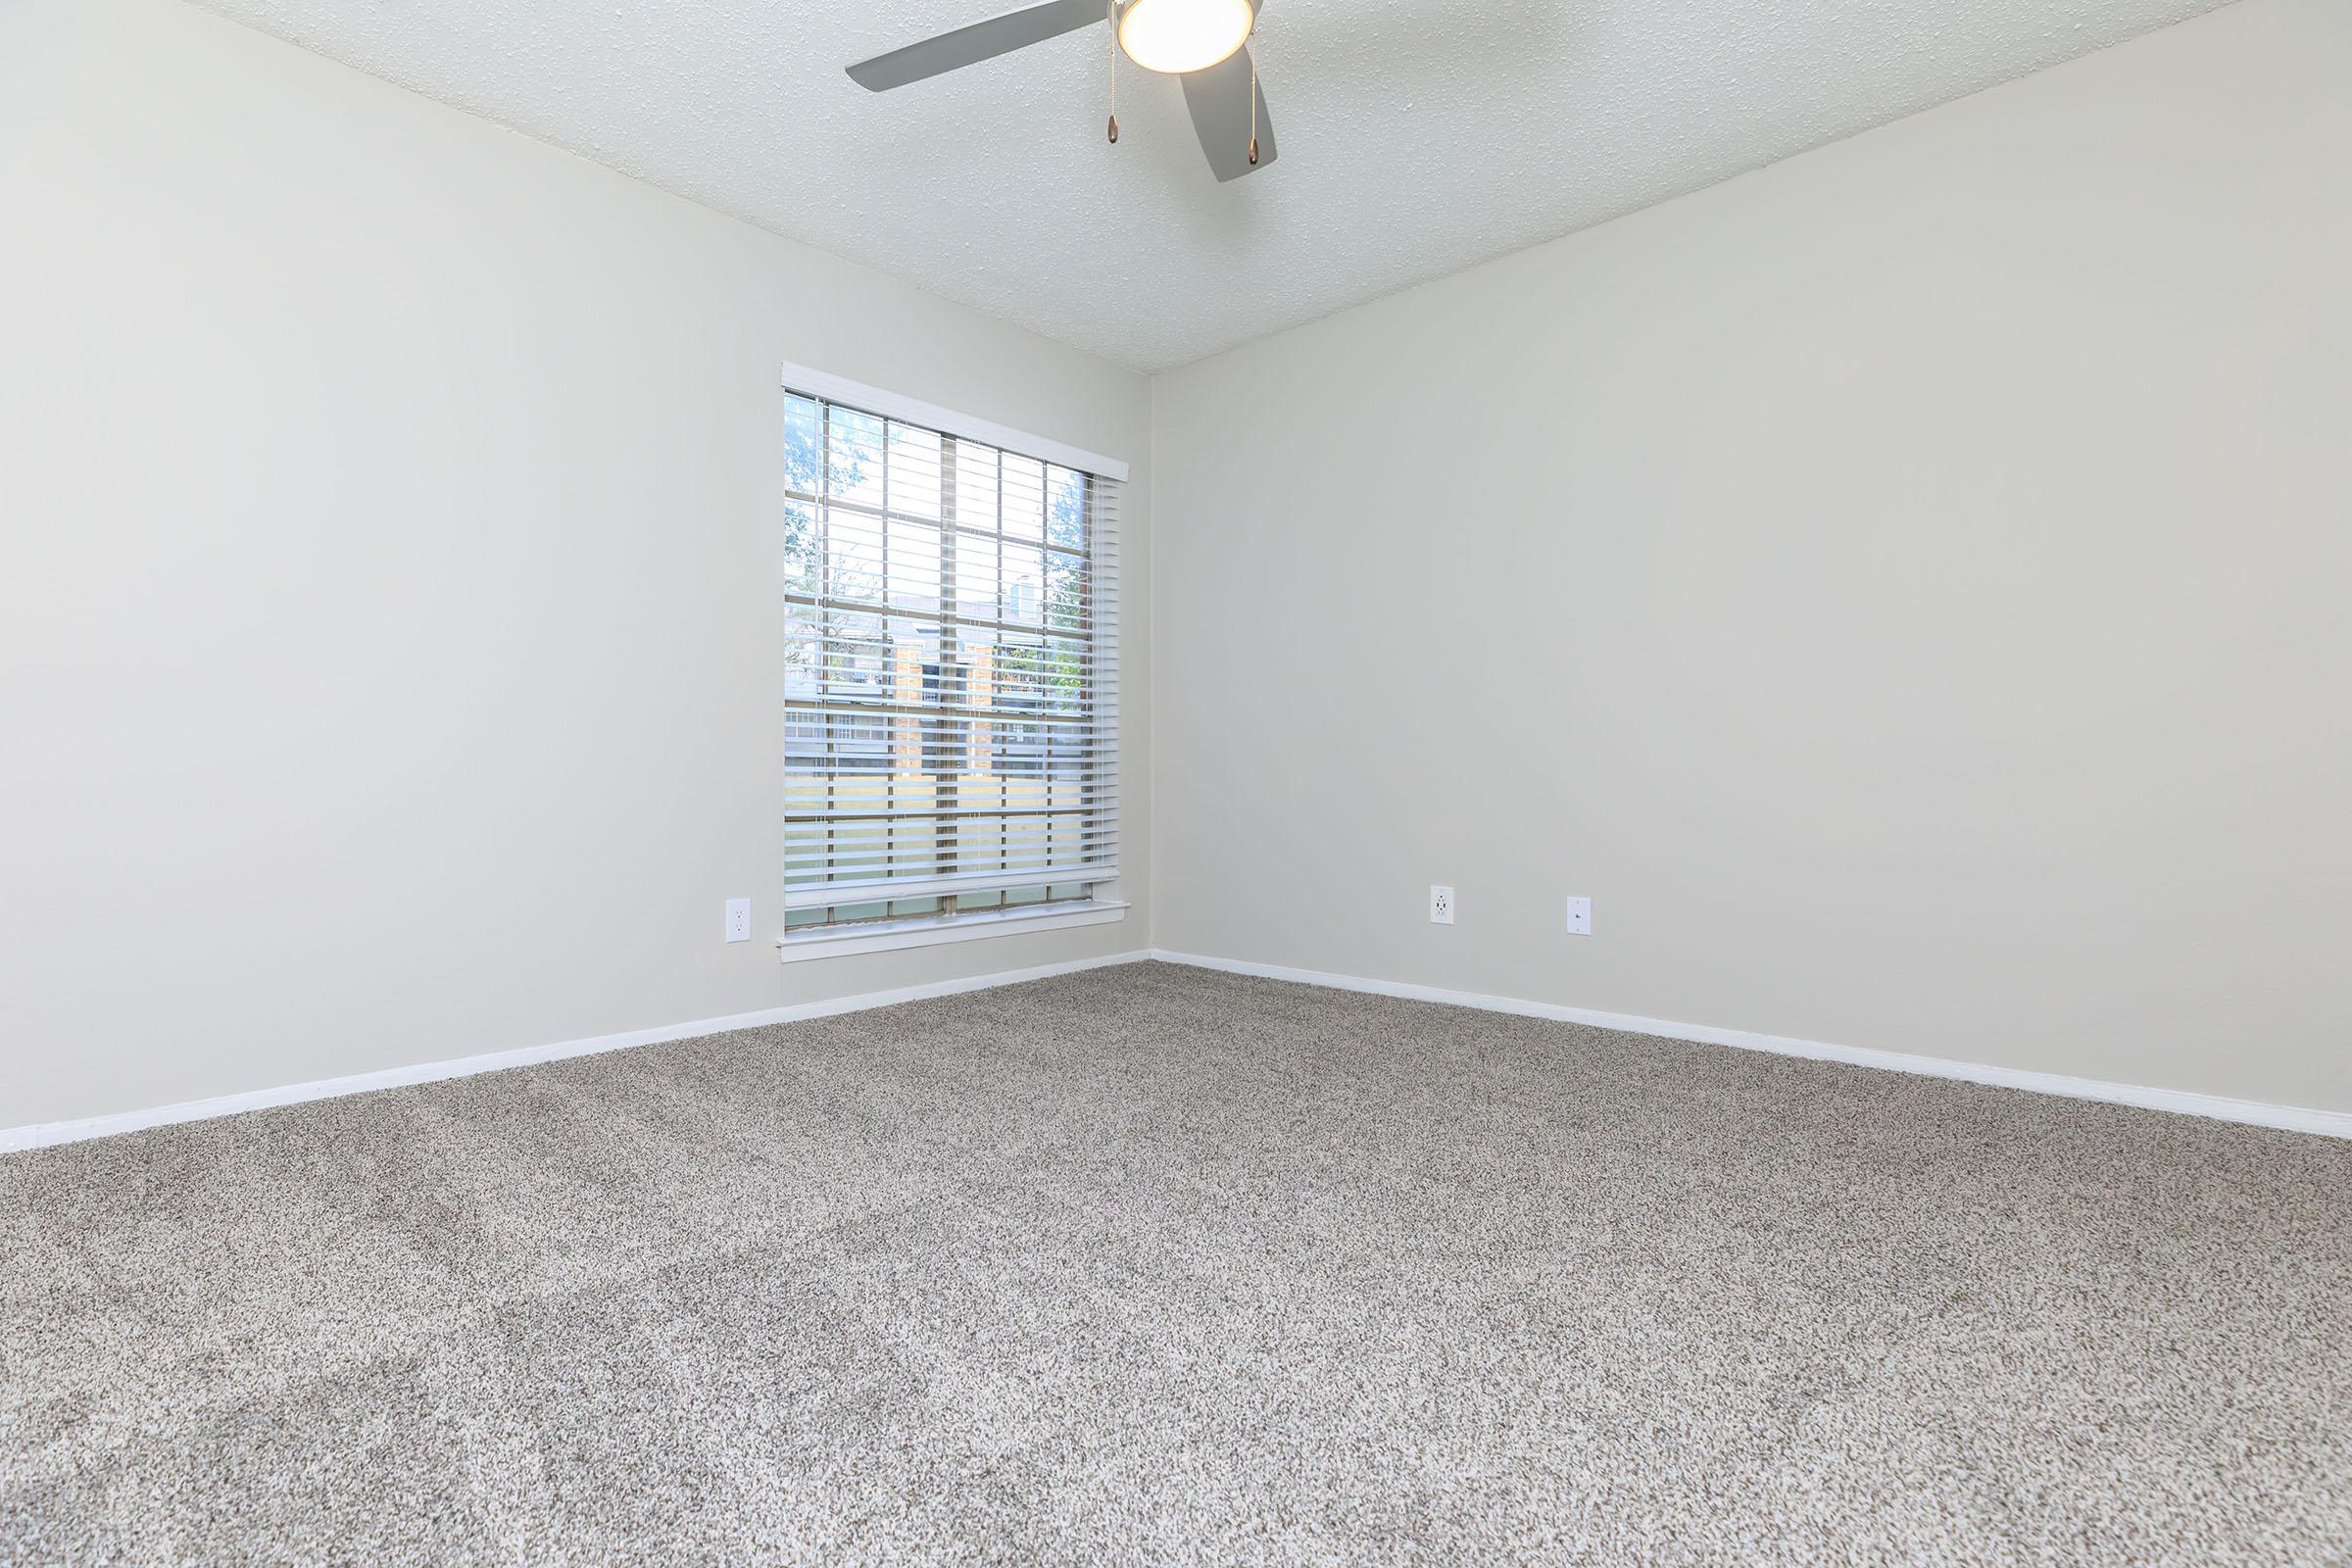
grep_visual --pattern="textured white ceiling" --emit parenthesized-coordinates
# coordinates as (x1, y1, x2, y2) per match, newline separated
(189, 0, 2228, 370)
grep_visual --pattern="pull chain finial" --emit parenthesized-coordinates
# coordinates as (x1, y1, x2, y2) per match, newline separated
(1106, 1, 1119, 142)
(1247, 44, 1258, 164)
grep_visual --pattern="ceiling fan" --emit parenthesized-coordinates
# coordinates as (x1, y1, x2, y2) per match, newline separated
(847, 0, 1277, 182)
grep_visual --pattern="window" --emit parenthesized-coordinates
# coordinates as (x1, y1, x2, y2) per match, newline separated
(780, 376, 1121, 953)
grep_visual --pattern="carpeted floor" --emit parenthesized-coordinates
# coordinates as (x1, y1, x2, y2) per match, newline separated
(3, 963, 2348, 1566)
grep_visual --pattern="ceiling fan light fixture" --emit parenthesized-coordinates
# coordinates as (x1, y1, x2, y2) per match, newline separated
(1116, 0, 1254, 75)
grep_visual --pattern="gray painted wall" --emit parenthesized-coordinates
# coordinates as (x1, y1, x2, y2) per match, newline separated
(0, 0, 1152, 1129)
(1151, 0, 2352, 1114)
(8, 0, 2345, 1133)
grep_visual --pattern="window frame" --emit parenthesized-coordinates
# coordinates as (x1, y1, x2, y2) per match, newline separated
(775, 363, 1128, 962)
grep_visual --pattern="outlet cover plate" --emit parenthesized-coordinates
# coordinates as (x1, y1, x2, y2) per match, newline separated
(1430, 885, 1455, 925)
(725, 898, 752, 943)
(1565, 896, 1592, 935)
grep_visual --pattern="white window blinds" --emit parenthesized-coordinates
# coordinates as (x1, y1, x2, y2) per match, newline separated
(783, 386, 1120, 932)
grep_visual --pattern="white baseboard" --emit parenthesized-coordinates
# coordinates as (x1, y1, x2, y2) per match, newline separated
(1149, 949, 2352, 1142)
(0, 950, 1152, 1154)
(14, 946, 2344, 1152)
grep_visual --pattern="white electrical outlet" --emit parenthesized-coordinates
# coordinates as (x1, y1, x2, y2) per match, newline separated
(725, 898, 751, 943)
(1565, 896, 1592, 935)
(1429, 885, 1455, 925)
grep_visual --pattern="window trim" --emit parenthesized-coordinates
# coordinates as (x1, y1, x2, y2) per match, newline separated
(776, 899, 1129, 961)
(776, 362, 1129, 483)
(777, 363, 1126, 961)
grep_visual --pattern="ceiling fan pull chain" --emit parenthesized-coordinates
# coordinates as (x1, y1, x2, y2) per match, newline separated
(1248, 45, 1259, 165)
(1106, 1, 1119, 143)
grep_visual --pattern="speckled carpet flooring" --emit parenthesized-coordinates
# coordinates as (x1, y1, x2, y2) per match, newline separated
(4, 962, 2349, 1566)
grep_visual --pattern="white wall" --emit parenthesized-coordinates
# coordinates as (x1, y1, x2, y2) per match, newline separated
(1152, 0, 2352, 1115)
(0, 0, 1151, 1129)
(9, 0, 2346, 1136)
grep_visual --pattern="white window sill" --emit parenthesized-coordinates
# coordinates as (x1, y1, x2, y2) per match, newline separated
(775, 899, 1129, 962)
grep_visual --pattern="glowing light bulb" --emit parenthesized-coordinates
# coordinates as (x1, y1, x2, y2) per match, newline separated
(1116, 0, 1254, 75)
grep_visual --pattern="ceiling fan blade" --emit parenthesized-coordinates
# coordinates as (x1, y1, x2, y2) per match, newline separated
(1180, 45, 1276, 181)
(848, 0, 1105, 91)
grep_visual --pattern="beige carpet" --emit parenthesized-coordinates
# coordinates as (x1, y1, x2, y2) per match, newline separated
(4, 962, 2348, 1565)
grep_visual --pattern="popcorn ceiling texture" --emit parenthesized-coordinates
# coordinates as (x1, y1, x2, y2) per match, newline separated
(4, 964, 2350, 1563)
(180, 0, 2230, 370)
